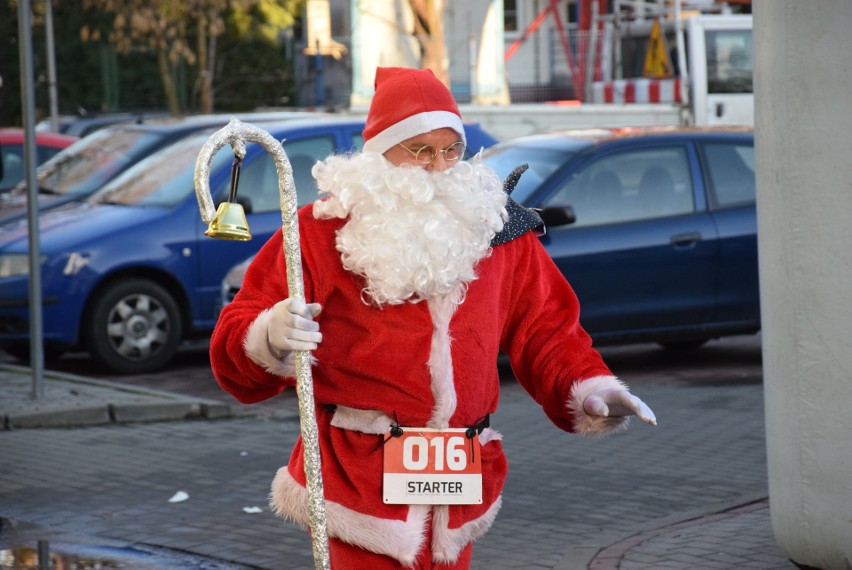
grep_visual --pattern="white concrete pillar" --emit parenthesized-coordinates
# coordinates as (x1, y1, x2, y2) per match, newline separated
(473, 0, 510, 105)
(349, 0, 418, 106)
(349, 0, 508, 108)
(755, 1, 852, 568)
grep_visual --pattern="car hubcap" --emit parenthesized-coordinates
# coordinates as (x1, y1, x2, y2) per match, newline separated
(106, 293, 170, 361)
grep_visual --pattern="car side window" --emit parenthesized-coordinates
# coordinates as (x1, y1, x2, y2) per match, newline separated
(285, 136, 336, 205)
(701, 142, 755, 210)
(705, 29, 753, 94)
(236, 135, 336, 212)
(542, 145, 694, 227)
(229, 147, 277, 214)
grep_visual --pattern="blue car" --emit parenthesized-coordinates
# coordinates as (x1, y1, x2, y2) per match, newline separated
(0, 111, 324, 226)
(481, 126, 759, 348)
(0, 117, 497, 373)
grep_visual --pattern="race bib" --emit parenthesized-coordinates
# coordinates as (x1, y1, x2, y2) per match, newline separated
(383, 427, 483, 505)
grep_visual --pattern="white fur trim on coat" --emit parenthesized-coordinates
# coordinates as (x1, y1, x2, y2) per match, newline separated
(426, 293, 461, 429)
(478, 427, 502, 445)
(243, 309, 298, 377)
(330, 406, 395, 435)
(270, 467, 502, 567)
(329, 406, 503, 445)
(430, 499, 502, 563)
(568, 375, 631, 436)
(270, 467, 430, 566)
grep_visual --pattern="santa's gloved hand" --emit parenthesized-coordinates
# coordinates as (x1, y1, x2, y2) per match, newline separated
(583, 387, 657, 426)
(267, 297, 322, 358)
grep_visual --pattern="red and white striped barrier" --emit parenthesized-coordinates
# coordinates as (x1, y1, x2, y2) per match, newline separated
(592, 78, 682, 104)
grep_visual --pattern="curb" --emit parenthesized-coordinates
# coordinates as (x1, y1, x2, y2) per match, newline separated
(1, 364, 231, 430)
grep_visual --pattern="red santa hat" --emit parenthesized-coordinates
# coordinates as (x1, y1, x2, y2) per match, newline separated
(362, 67, 466, 155)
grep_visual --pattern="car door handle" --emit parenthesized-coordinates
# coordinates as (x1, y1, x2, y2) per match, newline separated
(670, 232, 702, 246)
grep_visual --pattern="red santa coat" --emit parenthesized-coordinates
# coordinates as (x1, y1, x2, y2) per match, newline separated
(210, 204, 629, 566)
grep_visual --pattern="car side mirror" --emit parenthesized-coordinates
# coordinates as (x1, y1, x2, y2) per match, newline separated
(537, 205, 575, 228)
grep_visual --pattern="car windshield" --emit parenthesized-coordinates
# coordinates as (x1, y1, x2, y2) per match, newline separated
(480, 144, 577, 203)
(8, 127, 162, 198)
(88, 131, 230, 207)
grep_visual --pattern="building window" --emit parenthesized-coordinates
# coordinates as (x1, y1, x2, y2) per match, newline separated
(504, 0, 518, 32)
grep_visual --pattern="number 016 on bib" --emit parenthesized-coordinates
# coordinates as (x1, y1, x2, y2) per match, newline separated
(383, 428, 483, 505)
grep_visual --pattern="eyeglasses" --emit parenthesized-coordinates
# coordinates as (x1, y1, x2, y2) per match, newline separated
(396, 141, 466, 165)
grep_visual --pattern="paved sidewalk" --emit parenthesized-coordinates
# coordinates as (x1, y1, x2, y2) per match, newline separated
(0, 354, 798, 569)
(1, 364, 231, 430)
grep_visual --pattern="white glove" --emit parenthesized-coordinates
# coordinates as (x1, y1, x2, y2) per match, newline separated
(583, 387, 657, 426)
(267, 297, 322, 358)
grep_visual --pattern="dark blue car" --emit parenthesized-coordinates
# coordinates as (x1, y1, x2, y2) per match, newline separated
(0, 117, 497, 373)
(482, 126, 759, 348)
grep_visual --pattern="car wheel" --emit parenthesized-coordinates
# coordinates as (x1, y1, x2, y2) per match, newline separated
(85, 278, 182, 374)
(659, 339, 709, 350)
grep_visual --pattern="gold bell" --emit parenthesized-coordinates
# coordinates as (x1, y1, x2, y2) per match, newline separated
(205, 154, 252, 241)
(205, 202, 252, 241)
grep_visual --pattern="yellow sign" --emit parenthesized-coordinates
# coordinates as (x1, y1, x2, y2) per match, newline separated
(643, 19, 673, 78)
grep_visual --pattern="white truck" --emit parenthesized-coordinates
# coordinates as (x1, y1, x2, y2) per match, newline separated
(591, 13, 754, 126)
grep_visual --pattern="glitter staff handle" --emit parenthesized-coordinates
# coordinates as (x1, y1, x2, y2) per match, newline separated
(194, 118, 330, 570)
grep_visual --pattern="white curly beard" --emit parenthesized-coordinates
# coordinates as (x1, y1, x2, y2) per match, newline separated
(311, 153, 508, 305)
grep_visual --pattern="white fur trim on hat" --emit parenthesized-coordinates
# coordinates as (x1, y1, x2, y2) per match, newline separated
(362, 110, 466, 156)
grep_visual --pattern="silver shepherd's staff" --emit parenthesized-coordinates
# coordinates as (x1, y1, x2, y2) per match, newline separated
(193, 118, 330, 570)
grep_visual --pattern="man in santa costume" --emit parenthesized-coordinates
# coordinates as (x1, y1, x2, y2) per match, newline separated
(210, 66, 657, 568)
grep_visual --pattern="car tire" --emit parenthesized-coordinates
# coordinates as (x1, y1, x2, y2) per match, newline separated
(84, 278, 182, 374)
(659, 339, 709, 350)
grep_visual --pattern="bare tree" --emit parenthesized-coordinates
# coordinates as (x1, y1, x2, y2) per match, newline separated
(407, 0, 449, 87)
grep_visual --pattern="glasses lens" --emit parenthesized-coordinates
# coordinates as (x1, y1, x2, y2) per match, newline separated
(415, 146, 438, 164)
(444, 142, 465, 161)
